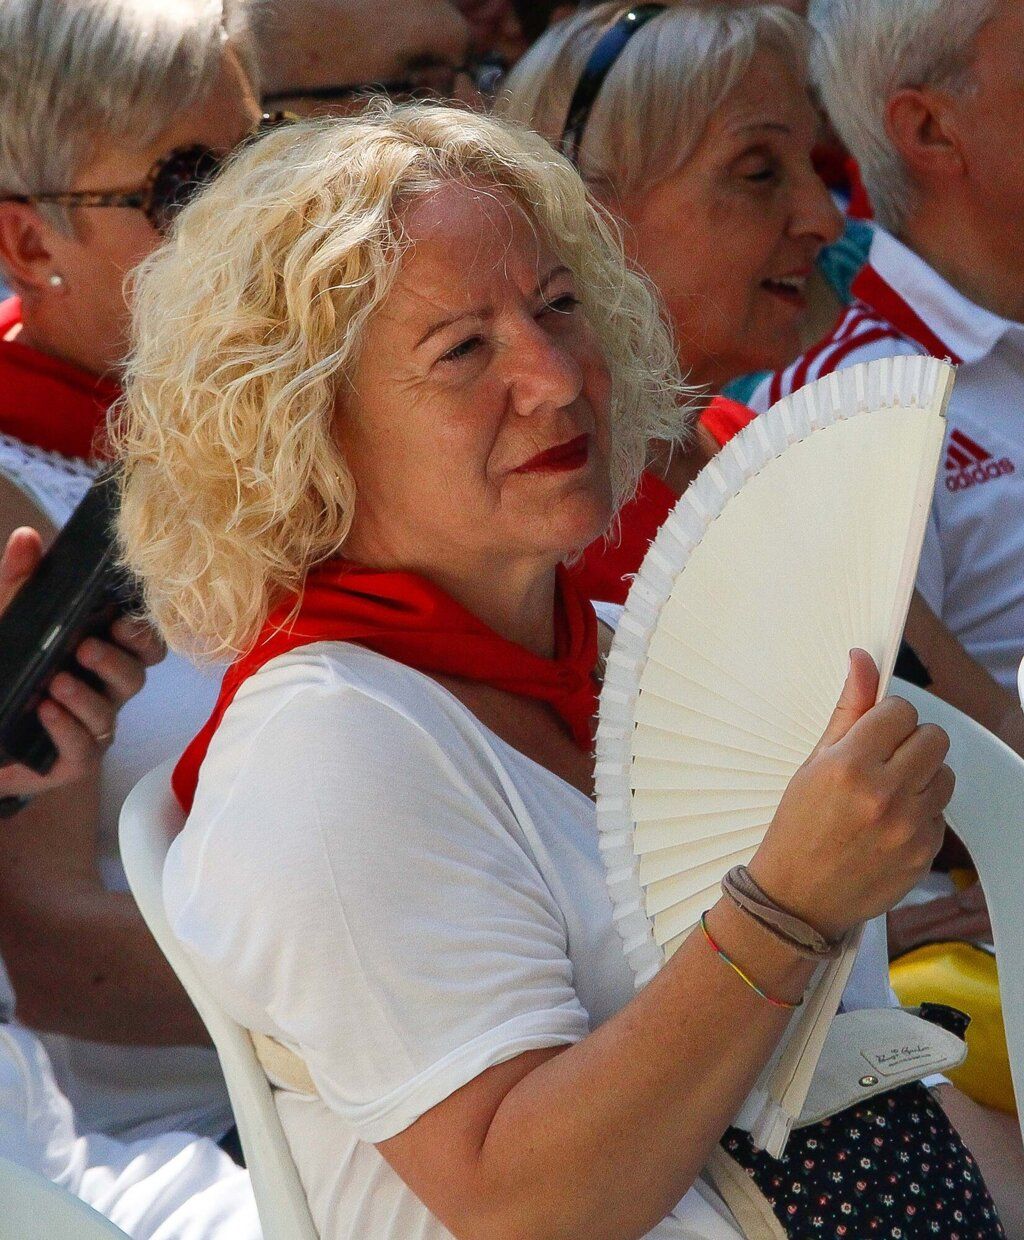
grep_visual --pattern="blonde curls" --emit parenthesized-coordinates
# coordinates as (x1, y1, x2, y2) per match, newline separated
(113, 102, 692, 659)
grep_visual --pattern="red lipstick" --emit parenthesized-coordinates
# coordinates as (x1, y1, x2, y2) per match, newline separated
(515, 434, 590, 474)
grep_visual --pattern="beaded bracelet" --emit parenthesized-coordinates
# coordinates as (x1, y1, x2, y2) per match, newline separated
(699, 911, 804, 1011)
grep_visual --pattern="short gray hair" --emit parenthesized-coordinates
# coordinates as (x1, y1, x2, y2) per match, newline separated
(0, 0, 256, 231)
(499, 3, 809, 199)
(808, 0, 997, 232)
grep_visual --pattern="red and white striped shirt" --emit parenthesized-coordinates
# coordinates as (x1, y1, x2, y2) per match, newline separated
(749, 226, 1024, 693)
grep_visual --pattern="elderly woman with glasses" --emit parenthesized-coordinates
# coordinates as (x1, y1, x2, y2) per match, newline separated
(114, 104, 1007, 1239)
(0, 0, 264, 1143)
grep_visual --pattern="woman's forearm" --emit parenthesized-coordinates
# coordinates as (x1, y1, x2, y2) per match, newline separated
(388, 899, 814, 1240)
(0, 782, 209, 1046)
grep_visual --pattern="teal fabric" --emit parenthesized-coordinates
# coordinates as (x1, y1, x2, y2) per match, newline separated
(722, 370, 767, 405)
(817, 217, 873, 305)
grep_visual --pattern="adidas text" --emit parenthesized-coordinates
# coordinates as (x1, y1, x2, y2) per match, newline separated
(945, 457, 1015, 492)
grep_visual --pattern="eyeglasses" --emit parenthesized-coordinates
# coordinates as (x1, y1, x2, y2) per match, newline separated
(262, 55, 507, 108)
(0, 112, 294, 236)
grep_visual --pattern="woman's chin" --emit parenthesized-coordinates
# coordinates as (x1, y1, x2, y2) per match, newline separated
(552, 492, 616, 560)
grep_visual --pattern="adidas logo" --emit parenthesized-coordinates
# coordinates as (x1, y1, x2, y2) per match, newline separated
(944, 429, 1015, 492)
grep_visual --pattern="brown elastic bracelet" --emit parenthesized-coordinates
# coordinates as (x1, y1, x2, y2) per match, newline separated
(721, 865, 842, 960)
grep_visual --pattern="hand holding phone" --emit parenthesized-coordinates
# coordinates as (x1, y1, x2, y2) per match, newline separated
(0, 474, 147, 776)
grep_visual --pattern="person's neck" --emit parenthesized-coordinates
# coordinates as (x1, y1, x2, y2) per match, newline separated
(899, 198, 1024, 325)
(427, 560, 560, 658)
(15, 301, 109, 378)
(344, 535, 560, 657)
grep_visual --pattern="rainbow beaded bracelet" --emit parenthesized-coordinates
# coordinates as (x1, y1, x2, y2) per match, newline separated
(699, 911, 804, 1011)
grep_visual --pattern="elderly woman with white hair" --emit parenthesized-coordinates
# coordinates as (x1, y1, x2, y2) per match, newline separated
(498, 2, 842, 601)
(0, 0, 266, 1142)
(115, 103, 1007, 1238)
(502, 8, 1024, 861)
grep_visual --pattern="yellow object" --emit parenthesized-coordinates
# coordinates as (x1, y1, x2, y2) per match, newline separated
(890, 940, 1016, 1115)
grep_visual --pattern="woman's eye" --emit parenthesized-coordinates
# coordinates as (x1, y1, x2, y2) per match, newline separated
(541, 294, 581, 315)
(742, 160, 779, 185)
(440, 335, 483, 363)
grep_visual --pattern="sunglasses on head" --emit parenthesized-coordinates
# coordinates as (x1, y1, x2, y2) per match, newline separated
(0, 112, 294, 236)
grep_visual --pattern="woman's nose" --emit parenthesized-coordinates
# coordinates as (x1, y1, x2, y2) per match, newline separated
(506, 319, 585, 416)
(793, 168, 844, 249)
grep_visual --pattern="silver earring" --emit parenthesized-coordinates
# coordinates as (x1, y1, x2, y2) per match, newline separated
(48, 273, 64, 289)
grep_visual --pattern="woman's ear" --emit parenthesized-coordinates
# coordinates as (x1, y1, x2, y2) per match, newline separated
(886, 86, 967, 188)
(0, 203, 64, 299)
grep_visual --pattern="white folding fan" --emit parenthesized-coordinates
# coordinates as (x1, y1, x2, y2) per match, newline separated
(595, 354, 954, 1157)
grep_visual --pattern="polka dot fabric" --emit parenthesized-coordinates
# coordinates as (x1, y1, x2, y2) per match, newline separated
(721, 1083, 1004, 1238)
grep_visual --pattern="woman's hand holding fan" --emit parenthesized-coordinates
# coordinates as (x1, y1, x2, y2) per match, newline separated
(749, 647, 953, 943)
(597, 355, 957, 1153)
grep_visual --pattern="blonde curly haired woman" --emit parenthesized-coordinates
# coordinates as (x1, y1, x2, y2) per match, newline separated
(114, 106, 1002, 1239)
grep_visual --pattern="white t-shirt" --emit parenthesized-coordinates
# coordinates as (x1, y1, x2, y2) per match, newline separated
(0, 435, 231, 1140)
(166, 639, 897, 1240)
(749, 226, 1024, 694)
(0, 1020, 260, 1240)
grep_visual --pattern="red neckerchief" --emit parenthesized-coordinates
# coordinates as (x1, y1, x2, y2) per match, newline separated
(850, 266, 962, 365)
(173, 560, 599, 811)
(572, 396, 754, 605)
(0, 298, 118, 459)
(845, 157, 874, 222)
(699, 394, 755, 449)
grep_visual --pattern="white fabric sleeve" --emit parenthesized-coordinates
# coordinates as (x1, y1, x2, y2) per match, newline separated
(915, 506, 945, 619)
(168, 662, 591, 1144)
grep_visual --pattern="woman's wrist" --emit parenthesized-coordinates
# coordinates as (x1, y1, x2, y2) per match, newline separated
(745, 853, 852, 942)
(702, 899, 816, 1011)
(722, 865, 843, 959)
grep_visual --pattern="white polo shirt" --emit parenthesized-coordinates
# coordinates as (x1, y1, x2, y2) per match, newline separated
(749, 226, 1024, 694)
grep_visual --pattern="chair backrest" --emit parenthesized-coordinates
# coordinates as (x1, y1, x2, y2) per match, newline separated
(0, 1155, 130, 1239)
(119, 760, 319, 1240)
(892, 677, 1024, 1139)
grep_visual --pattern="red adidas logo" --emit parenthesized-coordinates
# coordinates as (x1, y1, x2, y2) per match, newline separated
(944, 429, 1015, 492)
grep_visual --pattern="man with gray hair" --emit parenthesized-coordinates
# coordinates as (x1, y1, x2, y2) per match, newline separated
(252, 0, 474, 115)
(748, 0, 1024, 699)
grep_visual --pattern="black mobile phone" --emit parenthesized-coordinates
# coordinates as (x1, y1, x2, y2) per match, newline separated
(0, 472, 142, 774)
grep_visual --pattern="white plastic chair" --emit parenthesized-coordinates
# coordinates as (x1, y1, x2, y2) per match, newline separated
(892, 676, 1024, 1140)
(0, 1156, 130, 1239)
(119, 760, 319, 1240)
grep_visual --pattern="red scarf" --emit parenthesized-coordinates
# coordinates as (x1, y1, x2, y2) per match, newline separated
(173, 560, 599, 811)
(0, 298, 118, 459)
